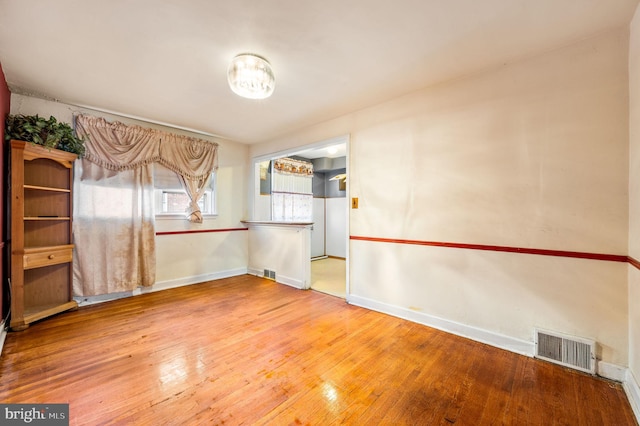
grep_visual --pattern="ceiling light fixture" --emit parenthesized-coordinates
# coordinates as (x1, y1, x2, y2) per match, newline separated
(227, 54, 275, 100)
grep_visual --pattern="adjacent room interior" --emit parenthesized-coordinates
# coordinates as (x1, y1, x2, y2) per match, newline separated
(1, 1, 640, 424)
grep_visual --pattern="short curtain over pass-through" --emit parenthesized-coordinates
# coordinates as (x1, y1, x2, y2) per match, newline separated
(72, 114, 218, 297)
(271, 157, 313, 222)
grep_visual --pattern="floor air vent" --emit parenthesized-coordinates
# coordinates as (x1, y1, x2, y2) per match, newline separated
(534, 328, 596, 374)
(263, 269, 276, 280)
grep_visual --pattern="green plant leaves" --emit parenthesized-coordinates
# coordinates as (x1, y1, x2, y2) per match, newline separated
(5, 114, 86, 157)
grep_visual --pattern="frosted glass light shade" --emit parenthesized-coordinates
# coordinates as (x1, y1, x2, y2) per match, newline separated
(227, 54, 275, 99)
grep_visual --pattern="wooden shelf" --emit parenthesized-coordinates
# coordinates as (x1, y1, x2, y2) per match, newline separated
(24, 217, 71, 221)
(10, 140, 77, 331)
(24, 184, 71, 193)
(23, 301, 78, 325)
(24, 244, 74, 253)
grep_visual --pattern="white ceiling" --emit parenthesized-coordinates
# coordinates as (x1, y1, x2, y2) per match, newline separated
(0, 0, 637, 144)
(293, 142, 347, 160)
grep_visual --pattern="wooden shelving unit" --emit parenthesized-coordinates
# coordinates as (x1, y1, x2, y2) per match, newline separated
(9, 140, 78, 331)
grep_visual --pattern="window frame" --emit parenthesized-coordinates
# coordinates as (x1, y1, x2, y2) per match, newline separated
(154, 171, 217, 220)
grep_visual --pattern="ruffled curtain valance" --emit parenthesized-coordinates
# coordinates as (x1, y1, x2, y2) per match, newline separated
(75, 114, 218, 181)
(273, 157, 313, 176)
(75, 114, 218, 223)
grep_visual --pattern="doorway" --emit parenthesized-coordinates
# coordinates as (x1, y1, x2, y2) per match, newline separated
(251, 135, 349, 299)
(310, 257, 346, 298)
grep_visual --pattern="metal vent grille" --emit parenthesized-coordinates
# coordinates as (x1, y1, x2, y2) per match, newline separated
(263, 269, 276, 280)
(535, 329, 595, 374)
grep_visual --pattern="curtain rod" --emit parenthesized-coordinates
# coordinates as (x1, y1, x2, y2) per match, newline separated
(10, 86, 224, 139)
(71, 102, 224, 139)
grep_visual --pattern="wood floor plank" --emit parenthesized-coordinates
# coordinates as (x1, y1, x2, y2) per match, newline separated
(0, 274, 637, 425)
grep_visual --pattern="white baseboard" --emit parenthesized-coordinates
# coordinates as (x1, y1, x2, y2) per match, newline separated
(624, 369, 640, 424)
(276, 274, 307, 290)
(0, 320, 7, 357)
(247, 268, 308, 290)
(76, 268, 248, 306)
(598, 361, 627, 382)
(146, 268, 248, 293)
(247, 267, 261, 276)
(347, 294, 534, 357)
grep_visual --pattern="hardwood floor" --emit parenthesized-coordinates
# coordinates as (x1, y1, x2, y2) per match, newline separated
(1, 274, 636, 425)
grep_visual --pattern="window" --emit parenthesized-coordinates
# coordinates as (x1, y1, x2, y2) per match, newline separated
(271, 158, 313, 222)
(154, 163, 216, 217)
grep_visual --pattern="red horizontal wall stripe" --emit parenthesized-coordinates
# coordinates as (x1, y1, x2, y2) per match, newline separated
(629, 256, 640, 271)
(154, 230, 640, 270)
(350, 235, 628, 263)
(156, 227, 248, 236)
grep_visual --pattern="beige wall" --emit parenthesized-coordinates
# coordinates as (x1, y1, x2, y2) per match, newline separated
(252, 28, 631, 365)
(629, 3, 640, 390)
(10, 94, 249, 287)
(246, 223, 312, 289)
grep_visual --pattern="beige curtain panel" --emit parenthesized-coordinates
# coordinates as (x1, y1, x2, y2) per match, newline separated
(73, 160, 156, 297)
